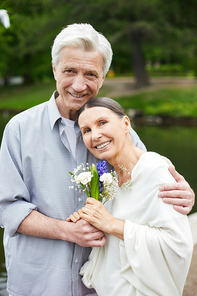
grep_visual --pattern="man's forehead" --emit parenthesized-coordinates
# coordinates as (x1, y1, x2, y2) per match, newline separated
(59, 47, 104, 72)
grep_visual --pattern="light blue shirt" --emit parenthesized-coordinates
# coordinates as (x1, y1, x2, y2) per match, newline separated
(0, 92, 146, 296)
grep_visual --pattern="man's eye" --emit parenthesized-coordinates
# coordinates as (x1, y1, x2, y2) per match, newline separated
(100, 121, 106, 126)
(87, 73, 97, 79)
(65, 69, 74, 74)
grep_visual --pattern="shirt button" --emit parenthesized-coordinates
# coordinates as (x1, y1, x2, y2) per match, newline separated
(75, 258, 78, 263)
(78, 197, 82, 202)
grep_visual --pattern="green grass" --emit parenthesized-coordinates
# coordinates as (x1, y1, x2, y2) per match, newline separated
(115, 86, 197, 118)
(1, 80, 197, 118)
(0, 80, 56, 110)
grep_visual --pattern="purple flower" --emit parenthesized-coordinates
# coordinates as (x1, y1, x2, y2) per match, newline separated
(96, 161, 108, 192)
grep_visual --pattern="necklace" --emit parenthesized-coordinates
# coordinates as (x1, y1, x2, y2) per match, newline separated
(117, 164, 131, 175)
(117, 164, 133, 190)
(120, 178, 133, 190)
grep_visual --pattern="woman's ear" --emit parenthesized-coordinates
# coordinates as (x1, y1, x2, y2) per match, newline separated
(124, 116, 131, 133)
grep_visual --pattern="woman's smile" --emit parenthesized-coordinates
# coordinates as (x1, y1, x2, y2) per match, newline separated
(95, 140, 111, 149)
(78, 106, 131, 164)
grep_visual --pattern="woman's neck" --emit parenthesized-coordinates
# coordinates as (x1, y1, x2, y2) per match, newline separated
(110, 144, 145, 187)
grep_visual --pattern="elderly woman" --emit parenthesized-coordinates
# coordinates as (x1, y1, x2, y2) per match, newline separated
(67, 97, 193, 296)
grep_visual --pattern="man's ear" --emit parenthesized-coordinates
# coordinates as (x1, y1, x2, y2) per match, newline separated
(52, 62, 57, 81)
(99, 75, 106, 89)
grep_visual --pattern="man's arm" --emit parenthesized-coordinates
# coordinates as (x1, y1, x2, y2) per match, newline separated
(159, 165, 195, 215)
(130, 127, 195, 215)
(17, 210, 107, 247)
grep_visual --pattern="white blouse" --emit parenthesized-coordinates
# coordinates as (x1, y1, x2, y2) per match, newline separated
(80, 152, 193, 296)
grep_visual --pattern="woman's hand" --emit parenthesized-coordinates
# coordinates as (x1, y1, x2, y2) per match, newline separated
(66, 212, 81, 223)
(159, 165, 195, 214)
(79, 197, 125, 240)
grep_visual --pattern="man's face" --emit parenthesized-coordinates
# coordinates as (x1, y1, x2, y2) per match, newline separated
(52, 47, 105, 120)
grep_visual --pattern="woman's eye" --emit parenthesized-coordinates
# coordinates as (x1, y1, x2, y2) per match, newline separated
(100, 121, 106, 126)
(83, 128, 91, 134)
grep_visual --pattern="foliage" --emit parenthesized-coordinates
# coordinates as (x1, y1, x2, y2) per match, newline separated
(0, 0, 73, 82)
(1, 0, 197, 84)
(146, 63, 189, 77)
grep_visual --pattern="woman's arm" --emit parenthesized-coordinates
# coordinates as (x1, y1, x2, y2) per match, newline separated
(130, 128, 195, 214)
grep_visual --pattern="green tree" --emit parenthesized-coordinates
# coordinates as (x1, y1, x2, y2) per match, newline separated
(65, 0, 197, 86)
(1, 0, 197, 86)
(0, 0, 73, 83)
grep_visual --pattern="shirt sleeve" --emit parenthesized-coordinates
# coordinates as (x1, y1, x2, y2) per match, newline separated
(0, 120, 37, 237)
(129, 127, 147, 151)
(119, 155, 193, 296)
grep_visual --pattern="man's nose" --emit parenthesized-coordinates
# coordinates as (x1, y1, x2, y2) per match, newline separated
(72, 75, 86, 92)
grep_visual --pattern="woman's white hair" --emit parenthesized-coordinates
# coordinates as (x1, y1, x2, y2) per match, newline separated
(51, 23, 113, 76)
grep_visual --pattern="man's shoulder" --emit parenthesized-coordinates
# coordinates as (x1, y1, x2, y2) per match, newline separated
(8, 101, 49, 126)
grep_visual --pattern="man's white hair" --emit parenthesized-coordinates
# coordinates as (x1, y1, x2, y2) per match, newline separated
(51, 23, 113, 76)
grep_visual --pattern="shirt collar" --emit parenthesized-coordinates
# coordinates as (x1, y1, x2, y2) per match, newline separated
(47, 91, 62, 130)
(47, 91, 81, 136)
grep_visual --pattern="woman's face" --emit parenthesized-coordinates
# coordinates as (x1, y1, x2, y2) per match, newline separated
(78, 106, 130, 162)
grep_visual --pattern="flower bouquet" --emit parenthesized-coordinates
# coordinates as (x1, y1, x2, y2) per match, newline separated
(69, 160, 118, 203)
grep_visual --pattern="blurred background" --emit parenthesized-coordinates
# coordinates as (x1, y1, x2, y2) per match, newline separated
(0, 0, 197, 294)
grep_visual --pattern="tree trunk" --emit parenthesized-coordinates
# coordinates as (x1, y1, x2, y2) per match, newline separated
(130, 30, 150, 88)
(23, 54, 34, 84)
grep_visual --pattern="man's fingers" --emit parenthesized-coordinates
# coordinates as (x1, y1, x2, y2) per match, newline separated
(159, 189, 192, 200)
(173, 205, 192, 215)
(89, 235, 107, 247)
(159, 182, 189, 193)
(168, 165, 185, 183)
(162, 197, 192, 207)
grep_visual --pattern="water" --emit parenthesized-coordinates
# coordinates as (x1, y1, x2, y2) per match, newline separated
(0, 114, 196, 294)
(134, 124, 197, 209)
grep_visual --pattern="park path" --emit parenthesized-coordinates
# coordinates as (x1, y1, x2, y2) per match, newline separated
(102, 76, 197, 97)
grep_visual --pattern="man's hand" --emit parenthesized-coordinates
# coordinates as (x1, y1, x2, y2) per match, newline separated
(17, 210, 106, 247)
(70, 218, 107, 247)
(159, 165, 195, 215)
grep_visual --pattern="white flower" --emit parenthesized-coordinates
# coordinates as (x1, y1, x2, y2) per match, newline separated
(75, 172, 93, 185)
(100, 173, 113, 185)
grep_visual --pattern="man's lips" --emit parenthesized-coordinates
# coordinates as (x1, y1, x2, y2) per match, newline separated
(69, 92, 86, 98)
(95, 141, 111, 149)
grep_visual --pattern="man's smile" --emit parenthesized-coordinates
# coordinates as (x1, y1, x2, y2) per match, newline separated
(69, 92, 86, 98)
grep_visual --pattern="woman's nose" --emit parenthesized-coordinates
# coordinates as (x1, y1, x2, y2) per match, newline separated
(92, 129, 102, 141)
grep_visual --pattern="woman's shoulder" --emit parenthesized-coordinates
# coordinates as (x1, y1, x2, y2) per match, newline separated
(133, 151, 174, 183)
(139, 151, 172, 168)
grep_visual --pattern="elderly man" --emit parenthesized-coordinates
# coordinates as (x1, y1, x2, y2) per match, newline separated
(0, 24, 194, 296)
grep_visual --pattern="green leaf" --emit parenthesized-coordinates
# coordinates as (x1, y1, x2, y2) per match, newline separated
(90, 164, 99, 200)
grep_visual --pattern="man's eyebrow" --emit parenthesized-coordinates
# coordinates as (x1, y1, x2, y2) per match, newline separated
(62, 66, 75, 70)
(86, 69, 99, 75)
